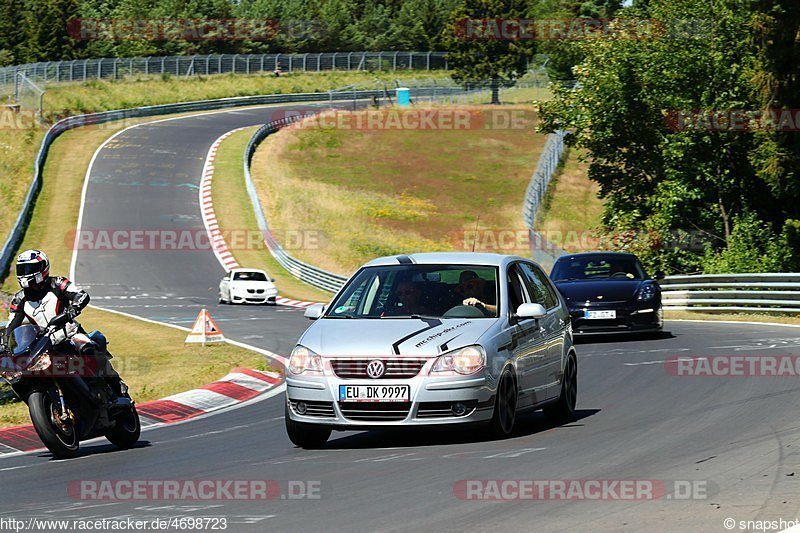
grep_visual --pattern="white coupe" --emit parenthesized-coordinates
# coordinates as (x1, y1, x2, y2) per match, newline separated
(219, 269, 278, 305)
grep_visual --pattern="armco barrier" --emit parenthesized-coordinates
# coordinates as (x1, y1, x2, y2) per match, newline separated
(661, 273, 800, 314)
(244, 117, 348, 294)
(0, 86, 462, 282)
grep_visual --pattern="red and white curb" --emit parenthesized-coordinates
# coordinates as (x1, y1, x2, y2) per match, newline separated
(0, 367, 282, 455)
(200, 129, 323, 310)
(200, 128, 247, 273)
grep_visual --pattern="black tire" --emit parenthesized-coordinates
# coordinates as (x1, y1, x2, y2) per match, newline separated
(285, 404, 331, 449)
(106, 405, 141, 449)
(488, 367, 517, 438)
(544, 353, 577, 423)
(28, 390, 80, 459)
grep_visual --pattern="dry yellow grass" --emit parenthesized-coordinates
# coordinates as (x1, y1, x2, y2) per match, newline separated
(251, 105, 547, 275)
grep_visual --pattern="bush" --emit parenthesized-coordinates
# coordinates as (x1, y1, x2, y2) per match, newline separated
(702, 212, 793, 273)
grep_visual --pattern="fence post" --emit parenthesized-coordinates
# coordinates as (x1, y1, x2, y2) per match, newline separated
(98, 58, 102, 79)
(332, 53, 337, 71)
(393, 51, 398, 71)
(426, 52, 431, 70)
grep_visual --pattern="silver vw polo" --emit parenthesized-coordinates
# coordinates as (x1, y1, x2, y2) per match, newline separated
(284, 252, 577, 448)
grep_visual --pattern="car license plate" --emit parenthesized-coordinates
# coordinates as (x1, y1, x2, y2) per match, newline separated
(339, 385, 410, 402)
(585, 310, 616, 319)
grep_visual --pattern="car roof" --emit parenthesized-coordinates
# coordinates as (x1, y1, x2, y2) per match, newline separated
(363, 252, 527, 268)
(231, 268, 268, 274)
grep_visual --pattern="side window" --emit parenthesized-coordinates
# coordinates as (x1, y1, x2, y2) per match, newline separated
(507, 265, 528, 313)
(519, 263, 558, 309)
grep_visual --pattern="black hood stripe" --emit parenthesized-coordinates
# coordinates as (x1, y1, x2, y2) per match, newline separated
(391, 318, 442, 355)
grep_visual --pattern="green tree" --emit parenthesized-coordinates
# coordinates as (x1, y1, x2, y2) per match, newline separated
(443, 0, 535, 104)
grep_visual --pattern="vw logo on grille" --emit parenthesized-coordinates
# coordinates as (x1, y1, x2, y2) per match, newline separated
(366, 360, 385, 379)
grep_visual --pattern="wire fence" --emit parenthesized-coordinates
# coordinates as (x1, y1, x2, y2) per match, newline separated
(0, 52, 448, 97)
(523, 130, 568, 269)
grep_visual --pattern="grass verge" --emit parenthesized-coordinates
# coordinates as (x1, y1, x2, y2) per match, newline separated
(250, 105, 547, 275)
(210, 127, 331, 302)
(0, 116, 275, 428)
(665, 310, 800, 327)
(535, 148, 603, 253)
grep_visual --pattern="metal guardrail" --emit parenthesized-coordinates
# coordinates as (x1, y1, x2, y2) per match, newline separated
(0, 52, 448, 96)
(244, 117, 349, 294)
(661, 273, 800, 314)
(0, 86, 461, 282)
(522, 130, 567, 268)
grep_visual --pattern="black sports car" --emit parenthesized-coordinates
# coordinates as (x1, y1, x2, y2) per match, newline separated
(550, 252, 664, 335)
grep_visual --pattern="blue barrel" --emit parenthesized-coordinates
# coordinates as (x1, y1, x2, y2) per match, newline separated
(396, 87, 410, 107)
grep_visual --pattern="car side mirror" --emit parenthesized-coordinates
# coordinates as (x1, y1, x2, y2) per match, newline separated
(304, 303, 325, 320)
(515, 303, 547, 320)
(653, 270, 665, 281)
(270, 278, 276, 282)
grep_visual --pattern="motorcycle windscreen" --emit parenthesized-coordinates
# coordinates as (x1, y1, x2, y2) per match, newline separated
(13, 324, 39, 355)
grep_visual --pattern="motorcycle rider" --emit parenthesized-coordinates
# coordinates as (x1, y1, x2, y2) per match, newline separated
(0, 250, 125, 397)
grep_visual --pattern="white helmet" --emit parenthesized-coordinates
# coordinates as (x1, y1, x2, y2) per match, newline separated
(16, 249, 50, 290)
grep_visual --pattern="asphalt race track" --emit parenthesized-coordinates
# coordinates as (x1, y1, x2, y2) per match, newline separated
(2, 106, 800, 532)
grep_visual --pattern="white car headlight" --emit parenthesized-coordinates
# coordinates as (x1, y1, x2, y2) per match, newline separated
(289, 346, 323, 375)
(432, 345, 485, 375)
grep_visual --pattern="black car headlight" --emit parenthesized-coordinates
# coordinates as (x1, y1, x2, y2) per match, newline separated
(637, 284, 656, 301)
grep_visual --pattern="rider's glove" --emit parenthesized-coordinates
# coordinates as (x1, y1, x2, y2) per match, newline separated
(0, 341, 9, 356)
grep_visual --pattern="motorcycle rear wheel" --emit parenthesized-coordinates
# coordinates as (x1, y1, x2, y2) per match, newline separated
(105, 404, 141, 449)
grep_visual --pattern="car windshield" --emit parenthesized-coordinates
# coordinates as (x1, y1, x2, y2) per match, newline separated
(326, 264, 499, 319)
(234, 271, 268, 282)
(551, 255, 647, 281)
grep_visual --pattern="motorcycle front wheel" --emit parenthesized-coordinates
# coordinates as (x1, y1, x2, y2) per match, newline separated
(28, 389, 80, 459)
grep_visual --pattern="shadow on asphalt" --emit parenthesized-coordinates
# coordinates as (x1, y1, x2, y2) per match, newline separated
(322, 409, 600, 450)
(574, 330, 675, 345)
(42, 440, 152, 460)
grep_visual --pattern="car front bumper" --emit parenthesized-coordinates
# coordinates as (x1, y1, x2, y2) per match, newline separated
(285, 371, 494, 428)
(568, 302, 663, 334)
(231, 292, 277, 304)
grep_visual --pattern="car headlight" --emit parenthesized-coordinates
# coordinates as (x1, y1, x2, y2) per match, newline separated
(637, 284, 656, 301)
(432, 345, 485, 375)
(289, 346, 323, 375)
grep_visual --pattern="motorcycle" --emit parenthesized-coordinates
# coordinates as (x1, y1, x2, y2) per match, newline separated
(0, 312, 140, 459)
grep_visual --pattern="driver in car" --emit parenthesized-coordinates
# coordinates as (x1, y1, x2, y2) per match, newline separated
(393, 280, 428, 316)
(0, 250, 125, 397)
(456, 271, 498, 315)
